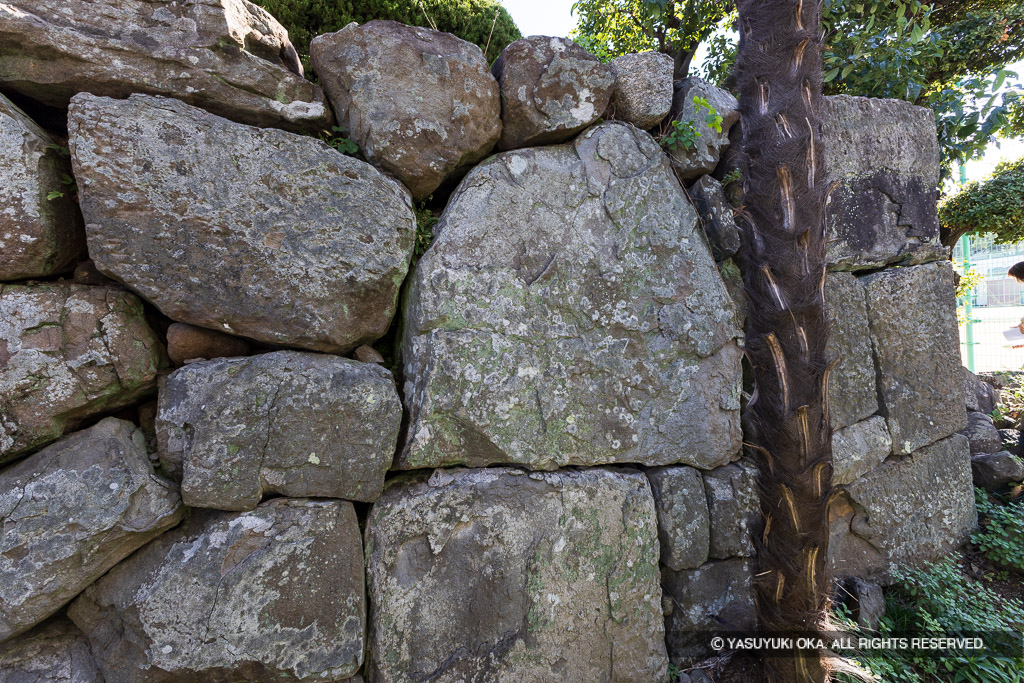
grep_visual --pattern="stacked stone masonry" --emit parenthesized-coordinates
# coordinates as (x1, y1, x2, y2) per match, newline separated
(0, 4, 973, 680)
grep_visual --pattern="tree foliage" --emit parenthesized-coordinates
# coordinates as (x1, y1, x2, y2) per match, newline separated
(251, 0, 521, 67)
(820, 1, 1023, 178)
(940, 156, 1024, 244)
(569, 0, 731, 76)
(572, 0, 1024, 179)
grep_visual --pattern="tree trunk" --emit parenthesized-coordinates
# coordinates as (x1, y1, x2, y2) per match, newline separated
(733, 1, 833, 681)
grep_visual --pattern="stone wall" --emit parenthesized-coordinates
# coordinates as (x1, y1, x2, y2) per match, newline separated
(0, 3, 971, 680)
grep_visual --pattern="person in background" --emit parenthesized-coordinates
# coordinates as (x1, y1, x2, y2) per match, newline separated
(1010, 261, 1024, 333)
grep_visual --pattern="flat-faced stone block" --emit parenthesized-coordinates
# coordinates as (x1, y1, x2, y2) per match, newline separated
(157, 351, 401, 509)
(861, 261, 966, 454)
(365, 467, 669, 682)
(69, 499, 364, 682)
(400, 123, 742, 471)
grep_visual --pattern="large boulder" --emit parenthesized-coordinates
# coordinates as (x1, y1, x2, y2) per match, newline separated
(608, 52, 674, 130)
(69, 499, 365, 682)
(829, 434, 975, 581)
(157, 351, 401, 509)
(862, 261, 966, 454)
(0, 283, 162, 464)
(0, 618, 103, 682)
(365, 467, 669, 682)
(69, 93, 415, 354)
(647, 466, 711, 571)
(310, 20, 501, 202)
(825, 272, 878, 430)
(822, 96, 944, 271)
(491, 36, 614, 150)
(703, 461, 758, 559)
(0, 418, 182, 642)
(666, 78, 740, 180)
(832, 416, 892, 486)
(662, 559, 755, 663)
(399, 123, 743, 471)
(961, 411, 1002, 455)
(0, 94, 84, 281)
(0, 0, 332, 133)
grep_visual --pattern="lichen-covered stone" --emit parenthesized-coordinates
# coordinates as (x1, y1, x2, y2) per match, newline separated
(829, 434, 975, 581)
(399, 123, 742, 471)
(0, 418, 182, 642)
(825, 272, 878, 430)
(647, 466, 710, 571)
(0, 0, 332, 133)
(703, 461, 758, 559)
(608, 52, 673, 129)
(662, 559, 755, 663)
(833, 416, 892, 486)
(69, 498, 364, 682)
(0, 283, 162, 464)
(157, 351, 401, 509)
(862, 261, 966, 454)
(365, 467, 668, 682)
(492, 36, 614, 150)
(822, 96, 945, 271)
(0, 618, 103, 682)
(688, 176, 741, 262)
(69, 93, 415, 354)
(666, 78, 740, 180)
(310, 20, 501, 201)
(0, 93, 84, 281)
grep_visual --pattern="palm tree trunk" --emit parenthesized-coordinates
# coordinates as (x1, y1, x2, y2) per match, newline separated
(733, 1, 833, 680)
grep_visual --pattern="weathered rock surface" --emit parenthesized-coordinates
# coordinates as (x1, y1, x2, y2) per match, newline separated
(703, 462, 758, 559)
(832, 416, 892, 486)
(971, 451, 1024, 491)
(662, 559, 755, 662)
(609, 52, 673, 129)
(999, 428, 1020, 455)
(0, 0, 332, 133)
(352, 344, 385, 364)
(69, 499, 364, 682)
(688, 176, 741, 262)
(0, 418, 182, 642)
(492, 36, 614, 150)
(0, 618, 103, 682)
(165, 322, 250, 366)
(666, 78, 740, 180)
(961, 411, 1002, 455)
(825, 272, 878, 430)
(822, 96, 944, 271)
(157, 351, 401, 509)
(964, 368, 999, 415)
(69, 94, 415, 354)
(0, 94, 83, 280)
(847, 577, 885, 632)
(830, 434, 975, 581)
(862, 262, 965, 454)
(365, 467, 668, 682)
(0, 283, 162, 463)
(399, 123, 742, 470)
(647, 466, 710, 570)
(310, 20, 501, 201)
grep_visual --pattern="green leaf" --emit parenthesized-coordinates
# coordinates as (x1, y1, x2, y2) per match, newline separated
(46, 190, 64, 201)
(824, 67, 840, 82)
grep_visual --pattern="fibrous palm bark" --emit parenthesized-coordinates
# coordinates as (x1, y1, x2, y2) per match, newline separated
(733, 1, 833, 681)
